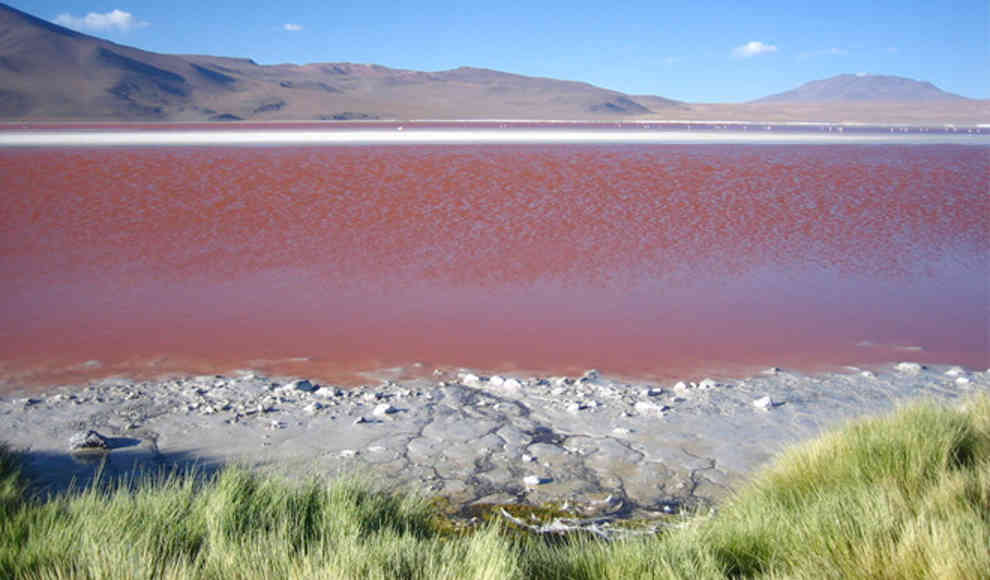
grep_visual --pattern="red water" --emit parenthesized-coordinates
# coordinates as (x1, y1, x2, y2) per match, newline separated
(1, 144, 987, 390)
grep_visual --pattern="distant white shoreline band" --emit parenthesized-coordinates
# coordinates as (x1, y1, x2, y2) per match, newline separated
(1, 129, 988, 147)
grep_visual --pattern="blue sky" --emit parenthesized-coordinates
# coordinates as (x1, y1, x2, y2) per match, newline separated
(11, 0, 989, 101)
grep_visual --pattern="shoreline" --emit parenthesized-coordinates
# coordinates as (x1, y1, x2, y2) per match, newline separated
(2, 361, 986, 517)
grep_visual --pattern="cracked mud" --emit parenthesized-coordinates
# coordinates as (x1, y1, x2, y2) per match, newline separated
(1, 363, 986, 517)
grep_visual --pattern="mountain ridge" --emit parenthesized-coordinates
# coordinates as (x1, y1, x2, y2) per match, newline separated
(0, 2, 985, 124)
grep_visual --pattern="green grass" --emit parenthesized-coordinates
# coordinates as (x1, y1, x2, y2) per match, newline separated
(2, 395, 988, 579)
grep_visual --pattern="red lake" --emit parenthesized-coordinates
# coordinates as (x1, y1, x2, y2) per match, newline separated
(1, 140, 987, 390)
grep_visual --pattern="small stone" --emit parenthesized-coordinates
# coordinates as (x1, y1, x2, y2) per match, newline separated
(634, 401, 667, 416)
(895, 362, 924, 374)
(945, 367, 965, 377)
(612, 427, 631, 435)
(304, 402, 323, 414)
(521, 454, 535, 462)
(353, 417, 370, 425)
(523, 475, 550, 486)
(339, 449, 358, 458)
(488, 375, 505, 387)
(641, 387, 663, 397)
(762, 367, 781, 375)
(373, 403, 397, 417)
(956, 377, 971, 385)
(289, 379, 318, 393)
(753, 396, 775, 410)
(502, 378, 523, 391)
(860, 370, 876, 378)
(69, 430, 108, 452)
(267, 420, 284, 430)
(459, 373, 482, 388)
(550, 386, 566, 396)
(673, 381, 690, 393)
(567, 402, 588, 413)
(698, 378, 718, 390)
(580, 369, 600, 382)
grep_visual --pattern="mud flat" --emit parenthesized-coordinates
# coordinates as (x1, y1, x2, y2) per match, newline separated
(1, 362, 986, 517)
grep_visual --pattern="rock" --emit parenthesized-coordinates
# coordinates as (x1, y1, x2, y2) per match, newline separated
(69, 430, 108, 452)
(304, 402, 323, 414)
(459, 373, 482, 388)
(640, 387, 663, 397)
(289, 379, 317, 392)
(313, 387, 340, 398)
(353, 417, 370, 425)
(339, 449, 358, 458)
(521, 454, 535, 462)
(634, 401, 667, 416)
(580, 369, 600, 383)
(673, 381, 690, 393)
(698, 378, 718, 390)
(956, 377, 971, 385)
(267, 420, 284, 430)
(945, 367, 965, 377)
(895, 362, 924, 374)
(612, 427, 631, 435)
(523, 475, 551, 486)
(860, 370, 877, 378)
(566, 402, 588, 414)
(753, 396, 775, 410)
(502, 378, 523, 391)
(763, 367, 781, 375)
(373, 403, 397, 417)
(488, 375, 505, 387)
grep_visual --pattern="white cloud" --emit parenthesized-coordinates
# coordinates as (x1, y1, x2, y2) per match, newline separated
(54, 9, 149, 33)
(732, 41, 777, 58)
(283, 23, 303, 31)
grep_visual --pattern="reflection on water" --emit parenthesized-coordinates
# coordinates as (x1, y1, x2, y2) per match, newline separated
(0, 144, 987, 390)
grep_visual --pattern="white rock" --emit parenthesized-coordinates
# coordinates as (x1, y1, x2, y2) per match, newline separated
(895, 362, 923, 374)
(502, 378, 523, 391)
(612, 427, 631, 435)
(521, 454, 535, 462)
(956, 377, 972, 385)
(523, 475, 549, 486)
(762, 367, 781, 375)
(945, 367, 966, 377)
(580, 369, 600, 382)
(753, 396, 774, 410)
(698, 378, 718, 390)
(550, 386, 566, 396)
(373, 403, 397, 417)
(673, 381, 690, 393)
(641, 387, 663, 397)
(488, 375, 505, 387)
(634, 401, 667, 416)
(459, 373, 482, 388)
(339, 449, 358, 458)
(304, 402, 323, 414)
(860, 370, 876, 378)
(566, 402, 587, 414)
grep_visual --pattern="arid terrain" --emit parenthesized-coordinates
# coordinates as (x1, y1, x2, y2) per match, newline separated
(1, 2, 986, 124)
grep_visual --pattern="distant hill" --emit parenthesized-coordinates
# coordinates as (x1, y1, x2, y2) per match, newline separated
(754, 74, 969, 103)
(0, 3, 984, 124)
(0, 2, 683, 121)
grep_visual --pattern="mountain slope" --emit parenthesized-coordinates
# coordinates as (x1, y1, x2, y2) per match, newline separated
(0, 2, 684, 121)
(754, 74, 968, 103)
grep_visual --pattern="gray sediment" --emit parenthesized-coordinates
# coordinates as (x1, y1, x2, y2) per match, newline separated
(1, 362, 986, 517)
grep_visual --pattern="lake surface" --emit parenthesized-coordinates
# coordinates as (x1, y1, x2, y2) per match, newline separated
(1, 127, 987, 389)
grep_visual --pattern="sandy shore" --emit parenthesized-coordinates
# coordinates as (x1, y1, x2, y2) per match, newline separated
(1, 361, 986, 517)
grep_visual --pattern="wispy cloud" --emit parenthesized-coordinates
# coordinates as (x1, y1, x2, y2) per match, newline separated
(53, 9, 148, 33)
(798, 47, 849, 60)
(283, 23, 303, 31)
(731, 41, 777, 58)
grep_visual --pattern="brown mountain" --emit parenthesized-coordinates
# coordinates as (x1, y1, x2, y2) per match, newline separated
(0, 3, 985, 124)
(0, 2, 683, 121)
(753, 74, 968, 103)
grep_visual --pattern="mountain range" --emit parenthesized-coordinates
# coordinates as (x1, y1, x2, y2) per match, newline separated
(1, 2, 986, 124)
